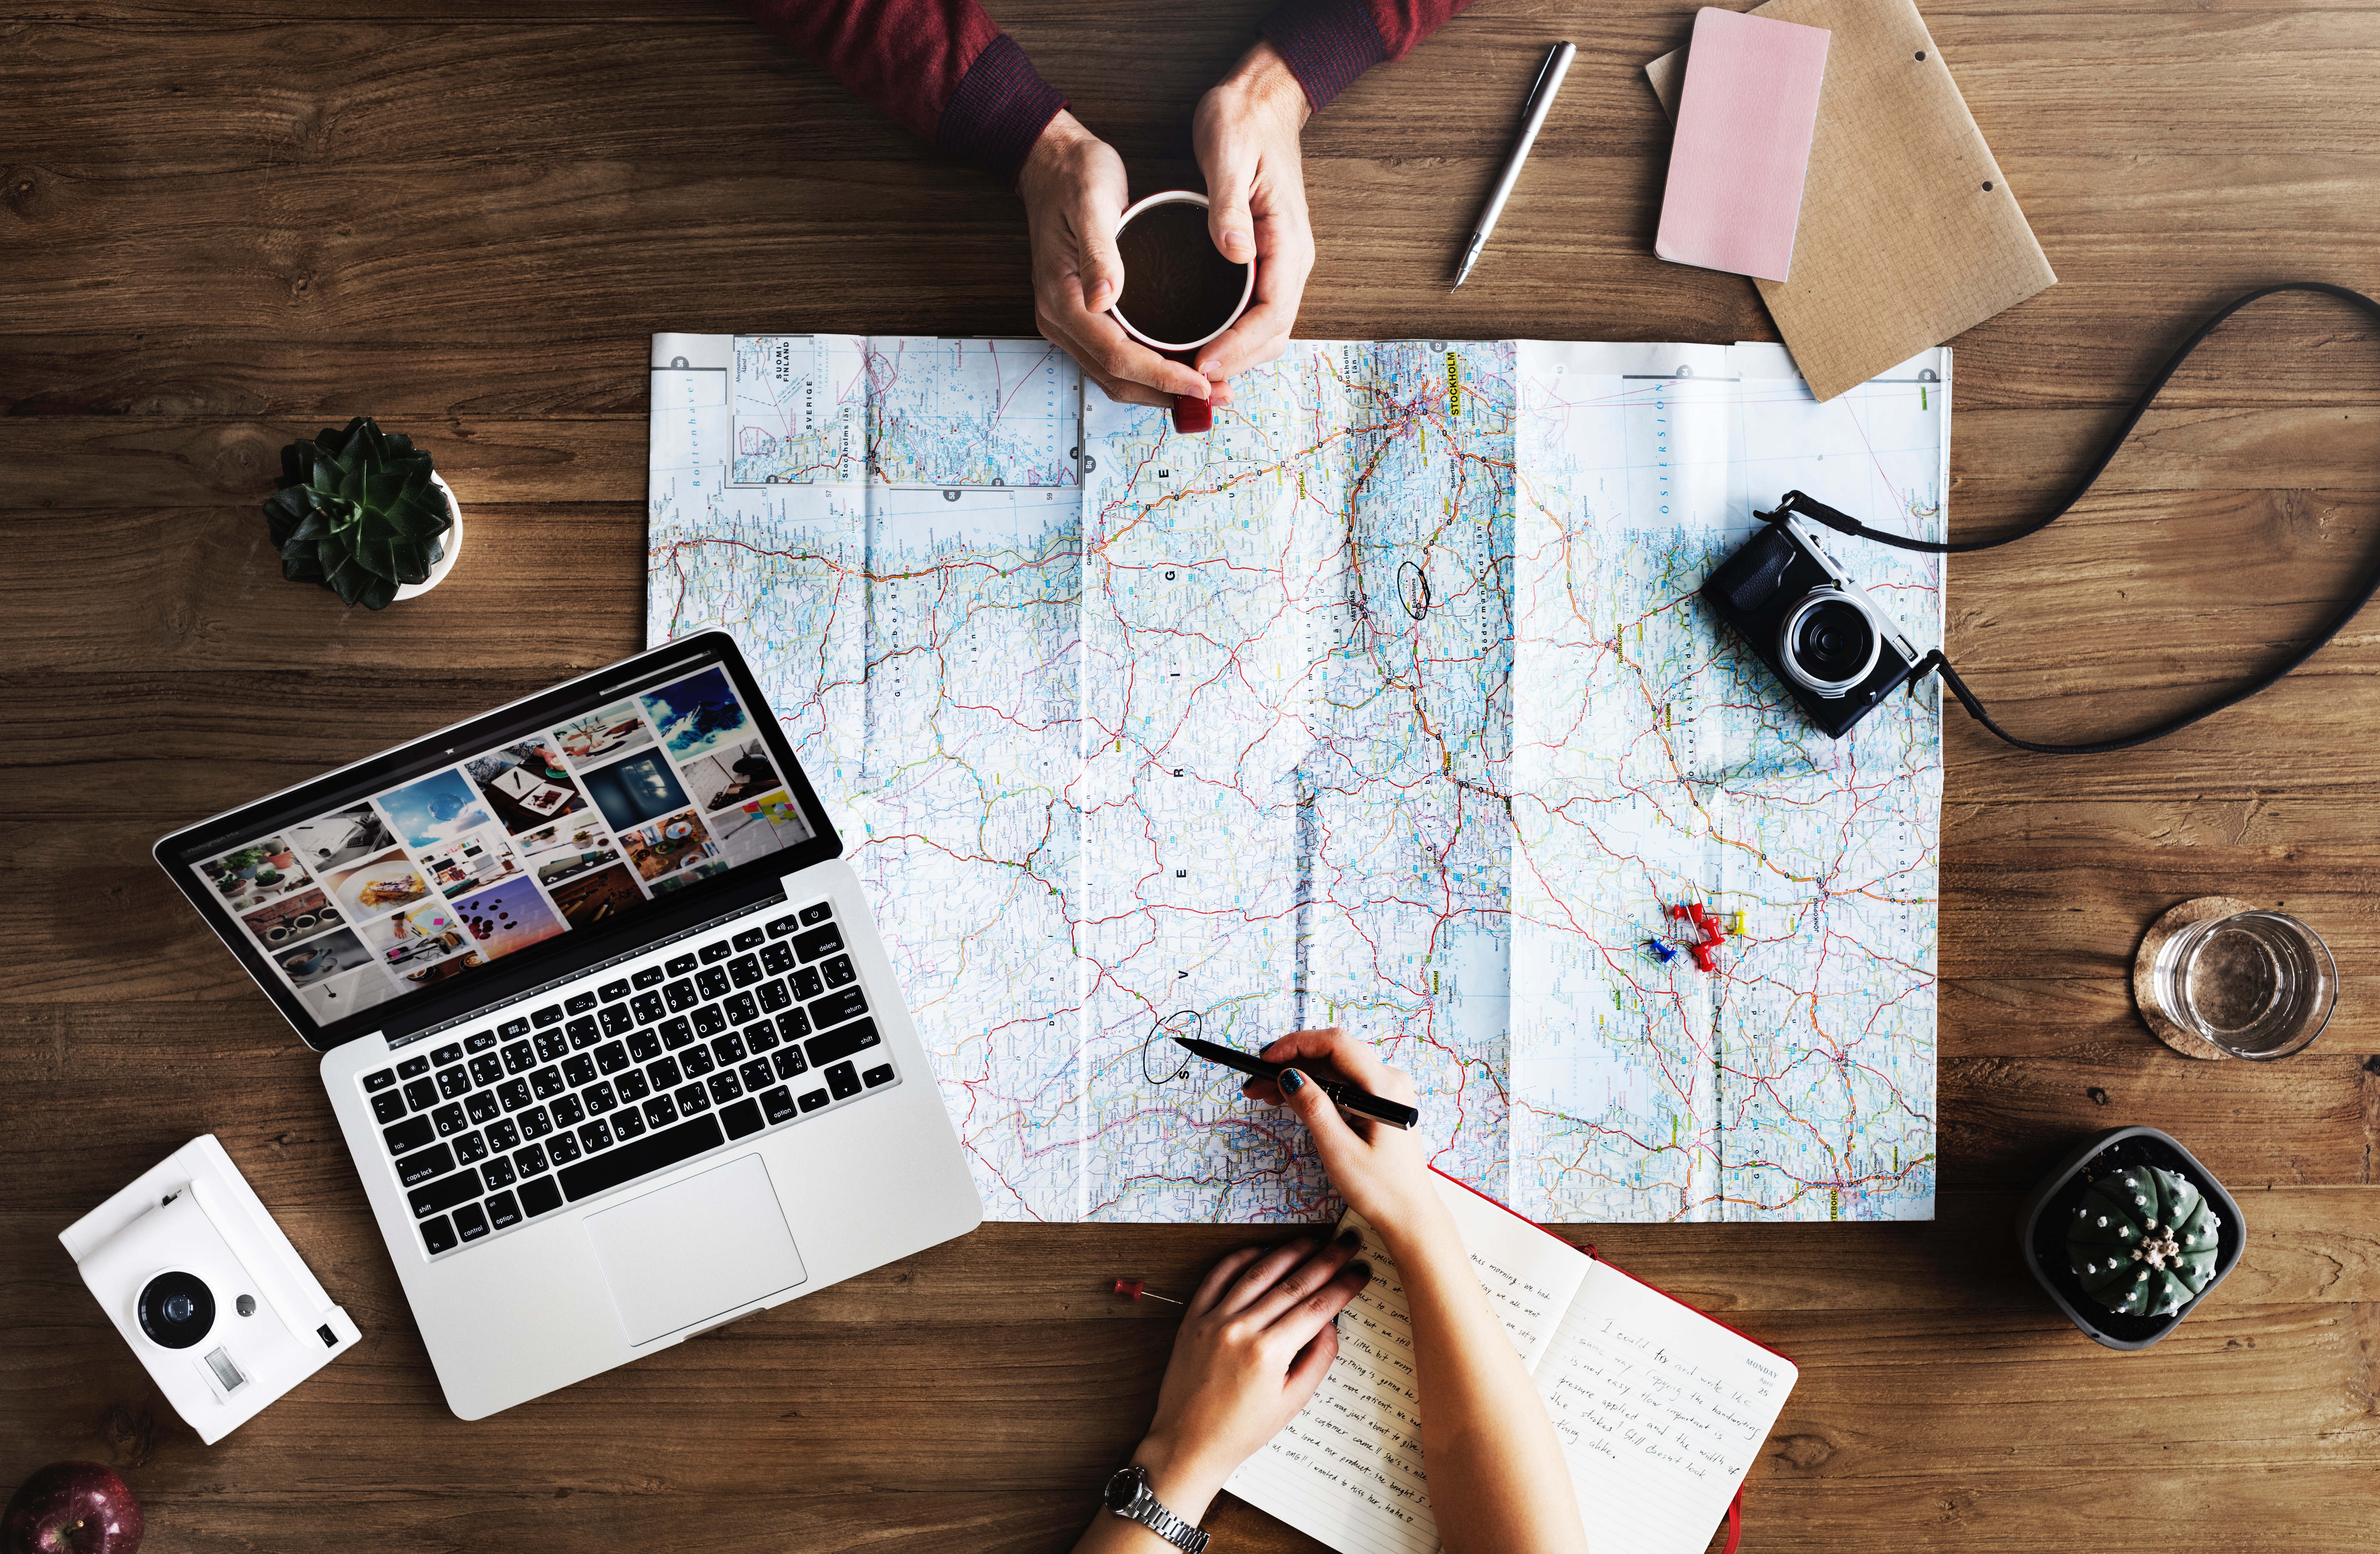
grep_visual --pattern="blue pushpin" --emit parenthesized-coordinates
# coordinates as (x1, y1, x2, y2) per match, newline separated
(1643, 938, 1677, 964)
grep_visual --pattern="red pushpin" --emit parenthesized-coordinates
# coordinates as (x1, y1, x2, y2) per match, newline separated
(1671, 902, 1726, 972)
(1113, 1277, 1184, 1306)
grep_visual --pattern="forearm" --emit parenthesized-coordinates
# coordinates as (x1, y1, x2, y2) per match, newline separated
(1068, 1436, 1230, 1553)
(1383, 1208, 1589, 1554)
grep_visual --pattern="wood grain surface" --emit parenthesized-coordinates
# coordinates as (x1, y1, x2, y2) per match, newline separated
(4, 0, 2376, 1550)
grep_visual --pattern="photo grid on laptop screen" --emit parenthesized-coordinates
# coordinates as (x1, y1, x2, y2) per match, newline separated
(184, 662, 814, 1029)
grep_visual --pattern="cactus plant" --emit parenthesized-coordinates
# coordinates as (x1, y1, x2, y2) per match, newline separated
(263, 417, 455, 610)
(2064, 1164, 2222, 1318)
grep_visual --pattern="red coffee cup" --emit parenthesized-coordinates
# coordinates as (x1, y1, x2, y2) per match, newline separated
(1109, 190, 1255, 435)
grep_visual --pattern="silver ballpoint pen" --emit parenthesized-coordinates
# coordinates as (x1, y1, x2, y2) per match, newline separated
(1452, 42, 1577, 289)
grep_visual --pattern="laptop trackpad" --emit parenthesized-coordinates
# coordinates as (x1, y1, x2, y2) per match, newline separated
(584, 1153, 808, 1345)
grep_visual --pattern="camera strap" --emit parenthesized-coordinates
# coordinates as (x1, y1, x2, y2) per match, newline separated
(1755, 281, 2380, 755)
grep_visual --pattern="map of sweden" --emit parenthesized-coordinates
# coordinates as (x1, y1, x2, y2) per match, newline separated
(648, 333, 1943, 1223)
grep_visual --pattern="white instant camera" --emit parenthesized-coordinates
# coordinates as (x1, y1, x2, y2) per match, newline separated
(60, 1136, 360, 1444)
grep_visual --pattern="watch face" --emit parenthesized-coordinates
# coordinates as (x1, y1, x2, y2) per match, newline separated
(1104, 1466, 1144, 1512)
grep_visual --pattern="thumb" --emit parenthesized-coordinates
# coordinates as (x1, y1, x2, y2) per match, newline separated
(1076, 196, 1124, 314)
(1278, 1066, 1361, 1160)
(1205, 153, 1258, 267)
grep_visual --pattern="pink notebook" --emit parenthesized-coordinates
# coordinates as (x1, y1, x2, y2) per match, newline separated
(1655, 7, 1831, 283)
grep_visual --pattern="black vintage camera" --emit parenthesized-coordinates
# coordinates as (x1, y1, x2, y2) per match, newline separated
(1702, 511, 1926, 739)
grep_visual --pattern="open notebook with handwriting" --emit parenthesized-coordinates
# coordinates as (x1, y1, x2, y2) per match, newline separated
(1226, 1172, 1798, 1554)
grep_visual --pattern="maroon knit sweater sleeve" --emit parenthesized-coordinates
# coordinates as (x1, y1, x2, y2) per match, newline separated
(1260, 0, 1477, 113)
(734, 0, 1067, 187)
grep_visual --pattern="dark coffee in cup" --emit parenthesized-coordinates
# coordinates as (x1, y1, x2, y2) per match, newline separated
(1116, 201, 1251, 349)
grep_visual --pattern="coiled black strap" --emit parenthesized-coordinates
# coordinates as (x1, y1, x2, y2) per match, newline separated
(1758, 281, 2380, 754)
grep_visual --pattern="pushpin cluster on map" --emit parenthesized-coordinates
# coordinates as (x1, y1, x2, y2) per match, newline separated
(1670, 903, 1728, 972)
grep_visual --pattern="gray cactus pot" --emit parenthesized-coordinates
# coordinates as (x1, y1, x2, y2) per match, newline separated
(2014, 1126, 2245, 1351)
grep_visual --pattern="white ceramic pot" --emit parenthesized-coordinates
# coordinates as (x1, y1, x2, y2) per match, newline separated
(393, 471, 464, 602)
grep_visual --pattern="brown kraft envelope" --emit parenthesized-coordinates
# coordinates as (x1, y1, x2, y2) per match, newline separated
(1647, 0, 2056, 401)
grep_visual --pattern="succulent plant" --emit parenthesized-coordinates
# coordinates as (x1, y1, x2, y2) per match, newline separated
(264, 417, 454, 610)
(2065, 1164, 2222, 1318)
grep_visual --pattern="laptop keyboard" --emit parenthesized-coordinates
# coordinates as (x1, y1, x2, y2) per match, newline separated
(359, 897, 899, 1258)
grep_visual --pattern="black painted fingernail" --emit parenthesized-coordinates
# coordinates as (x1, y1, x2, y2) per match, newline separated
(1348, 1261, 1372, 1280)
(1336, 1228, 1360, 1248)
(1280, 1068, 1305, 1093)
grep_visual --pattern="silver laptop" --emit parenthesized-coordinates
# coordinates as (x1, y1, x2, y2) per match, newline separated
(156, 633, 983, 1418)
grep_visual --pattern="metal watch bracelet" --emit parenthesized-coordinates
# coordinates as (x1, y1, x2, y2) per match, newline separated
(1102, 1464, 1210, 1554)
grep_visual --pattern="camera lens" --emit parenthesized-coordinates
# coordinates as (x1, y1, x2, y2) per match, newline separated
(1778, 588, 1882, 697)
(137, 1270, 216, 1349)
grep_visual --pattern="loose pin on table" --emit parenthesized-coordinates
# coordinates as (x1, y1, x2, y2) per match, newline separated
(1112, 1277, 1184, 1307)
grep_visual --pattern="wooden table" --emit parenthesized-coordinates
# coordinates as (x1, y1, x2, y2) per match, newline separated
(5, 1, 2375, 1548)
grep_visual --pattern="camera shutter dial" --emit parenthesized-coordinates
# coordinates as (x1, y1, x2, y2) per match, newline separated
(1778, 588, 1883, 698)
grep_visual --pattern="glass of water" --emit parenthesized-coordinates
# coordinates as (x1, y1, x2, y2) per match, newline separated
(2152, 909, 2336, 1060)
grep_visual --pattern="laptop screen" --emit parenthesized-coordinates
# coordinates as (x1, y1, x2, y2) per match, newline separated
(157, 634, 840, 1051)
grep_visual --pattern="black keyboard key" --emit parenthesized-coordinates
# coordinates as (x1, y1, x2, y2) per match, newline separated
(599, 978, 632, 1003)
(485, 1190, 522, 1229)
(364, 1068, 397, 1092)
(643, 1094, 679, 1128)
(454, 1202, 490, 1242)
(579, 1118, 614, 1152)
(455, 1130, 490, 1164)
(397, 1143, 454, 1188)
(501, 1040, 536, 1074)
(728, 953, 763, 988)
(699, 940, 736, 964)
(773, 1047, 809, 1080)
(722, 992, 758, 1026)
(611, 1105, 647, 1140)
(520, 1176, 565, 1216)
(799, 901, 834, 925)
(432, 1103, 467, 1137)
(584, 1081, 617, 1114)
(766, 914, 800, 937)
(745, 1020, 780, 1053)
(431, 1042, 464, 1066)
(550, 1093, 585, 1127)
(562, 1054, 597, 1088)
(797, 1088, 830, 1112)
(529, 1065, 566, 1099)
(680, 1046, 716, 1078)
(707, 1072, 742, 1105)
(403, 1078, 439, 1112)
(696, 966, 732, 1000)
(791, 966, 823, 1001)
(630, 992, 665, 1025)
(466, 1091, 500, 1125)
(485, 1117, 521, 1151)
(559, 1112, 724, 1202)
(806, 1018, 880, 1068)
(659, 1016, 696, 1050)
(712, 1031, 747, 1064)
(534, 1029, 568, 1063)
(761, 941, 797, 976)
(739, 1057, 775, 1092)
(465, 1030, 499, 1052)
(498, 1016, 532, 1039)
(565, 1015, 600, 1048)
(566, 992, 599, 1015)
(808, 988, 868, 1031)
(482, 1154, 517, 1189)
(371, 1091, 407, 1125)
(721, 1096, 764, 1139)
(757, 979, 792, 1013)
(518, 1106, 554, 1141)
(632, 964, 668, 989)
(514, 1143, 549, 1176)
(692, 1005, 727, 1038)
(547, 1131, 582, 1165)
(615, 1069, 651, 1103)
(665, 953, 698, 977)
(820, 954, 857, 989)
(824, 1061, 862, 1100)
(733, 927, 768, 952)
(469, 1053, 504, 1087)
(761, 1086, 797, 1124)
(664, 978, 699, 1013)
(777, 1008, 812, 1043)
(437, 1066, 472, 1100)
(647, 1055, 683, 1089)
(793, 924, 844, 962)
(628, 1029, 664, 1062)
(421, 1216, 458, 1254)
(398, 1056, 431, 1079)
(408, 1168, 481, 1219)
(531, 1004, 564, 1029)
(383, 1116, 435, 1155)
(496, 1078, 532, 1111)
(595, 1040, 631, 1074)
(600, 1005, 635, 1037)
(862, 1063, 895, 1088)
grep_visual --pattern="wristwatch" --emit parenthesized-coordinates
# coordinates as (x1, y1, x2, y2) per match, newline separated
(1102, 1464, 1210, 1553)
